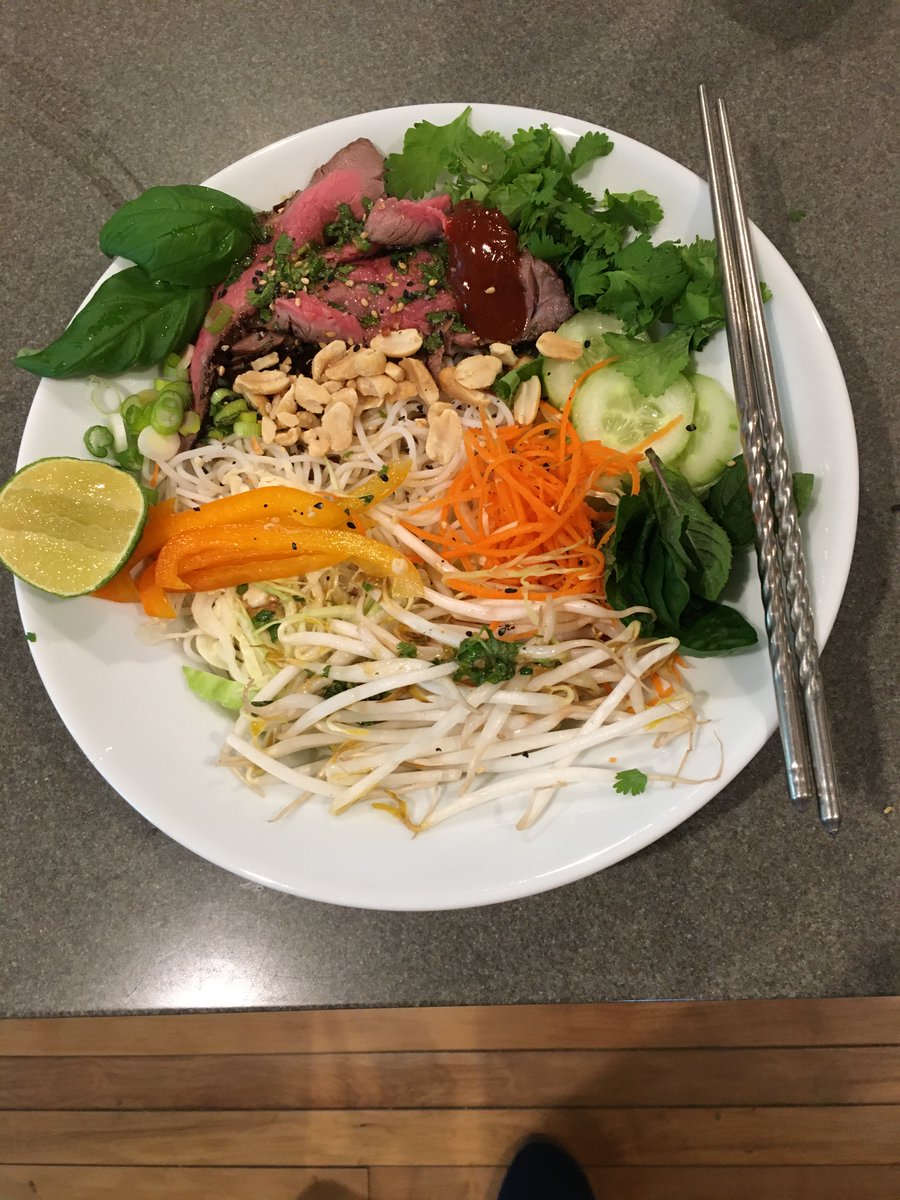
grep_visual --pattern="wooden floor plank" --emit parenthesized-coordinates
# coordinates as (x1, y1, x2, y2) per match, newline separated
(1, 1106, 896, 1167)
(2, 1046, 896, 1110)
(2, 997, 897, 1056)
(0, 1165, 369, 1200)
(370, 1164, 900, 1200)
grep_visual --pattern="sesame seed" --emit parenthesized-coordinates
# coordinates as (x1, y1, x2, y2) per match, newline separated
(484, 286, 496, 295)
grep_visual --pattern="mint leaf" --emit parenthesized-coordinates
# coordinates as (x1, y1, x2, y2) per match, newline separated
(676, 599, 757, 656)
(603, 330, 692, 397)
(703, 457, 755, 549)
(99, 184, 261, 287)
(15, 267, 210, 379)
(704, 458, 817, 550)
(613, 768, 648, 795)
(606, 461, 755, 657)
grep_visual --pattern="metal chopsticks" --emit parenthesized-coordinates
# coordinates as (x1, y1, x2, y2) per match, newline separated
(698, 85, 840, 834)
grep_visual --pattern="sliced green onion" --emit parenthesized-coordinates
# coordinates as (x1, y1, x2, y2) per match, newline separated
(154, 378, 192, 400)
(124, 401, 152, 435)
(233, 415, 261, 439)
(83, 424, 114, 458)
(178, 411, 201, 436)
(150, 391, 186, 435)
(108, 412, 128, 454)
(210, 387, 238, 406)
(214, 398, 249, 424)
(120, 394, 145, 420)
(203, 300, 234, 335)
(90, 379, 126, 414)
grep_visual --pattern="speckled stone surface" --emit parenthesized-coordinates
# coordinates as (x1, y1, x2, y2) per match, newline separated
(0, 0, 897, 1016)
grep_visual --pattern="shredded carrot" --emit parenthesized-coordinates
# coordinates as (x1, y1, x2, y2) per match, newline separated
(409, 392, 649, 601)
(149, 462, 160, 488)
(651, 673, 674, 699)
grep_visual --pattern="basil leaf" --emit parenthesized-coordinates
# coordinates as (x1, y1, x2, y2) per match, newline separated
(100, 185, 261, 286)
(15, 267, 211, 379)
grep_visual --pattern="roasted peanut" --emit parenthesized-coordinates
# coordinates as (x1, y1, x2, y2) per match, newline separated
(512, 376, 541, 425)
(535, 331, 584, 361)
(426, 407, 464, 465)
(321, 401, 354, 452)
(438, 366, 489, 407)
(454, 354, 503, 390)
(369, 328, 423, 357)
(310, 340, 348, 381)
(324, 347, 387, 380)
(401, 356, 440, 404)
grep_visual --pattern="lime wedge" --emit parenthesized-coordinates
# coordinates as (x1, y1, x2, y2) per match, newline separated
(0, 457, 147, 597)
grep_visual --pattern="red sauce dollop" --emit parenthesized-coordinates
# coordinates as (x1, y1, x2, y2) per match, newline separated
(445, 200, 527, 342)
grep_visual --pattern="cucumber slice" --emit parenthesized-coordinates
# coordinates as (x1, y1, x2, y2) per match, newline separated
(542, 311, 627, 408)
(671, 374, 741, 488)
(571, 369, 696, 462)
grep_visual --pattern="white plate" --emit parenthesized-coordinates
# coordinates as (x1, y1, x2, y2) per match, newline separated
(15, 104, 857, 910)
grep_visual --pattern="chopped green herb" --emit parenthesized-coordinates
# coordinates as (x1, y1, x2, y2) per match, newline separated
(788, 209, 807, 222)
(323, 679, 352, 699)
(25, 631, 37, 643)
(453, 627, 520, 686)
(397, 642, 419, 658)
(613, 768, 648, 795)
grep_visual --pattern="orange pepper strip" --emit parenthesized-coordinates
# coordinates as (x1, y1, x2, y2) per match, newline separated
(92, 571, 141, 603)
(180, 554, 346, 592)
(137, 561, 177, 619)
(155, 522, 422, 598)
(132, 487, 351, 562)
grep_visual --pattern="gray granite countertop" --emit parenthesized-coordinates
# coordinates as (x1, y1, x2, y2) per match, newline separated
(1, 1, 897, 1017)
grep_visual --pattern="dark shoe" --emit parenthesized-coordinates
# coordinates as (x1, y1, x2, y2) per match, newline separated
(497, 1136, 595, 1200)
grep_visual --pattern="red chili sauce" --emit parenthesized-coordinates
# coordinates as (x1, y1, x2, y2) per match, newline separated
(445, 200, 527, 343)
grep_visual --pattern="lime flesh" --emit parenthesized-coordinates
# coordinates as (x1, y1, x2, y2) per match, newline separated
(0, 457, 147, 597)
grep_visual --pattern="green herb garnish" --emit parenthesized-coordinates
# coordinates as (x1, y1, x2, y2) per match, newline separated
(453, 627, 520, 685)
(613, 768, 648, 795)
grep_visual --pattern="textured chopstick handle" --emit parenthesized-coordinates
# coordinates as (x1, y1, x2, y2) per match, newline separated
(715, 99, 840, 832)
(698, 86, 815, 808)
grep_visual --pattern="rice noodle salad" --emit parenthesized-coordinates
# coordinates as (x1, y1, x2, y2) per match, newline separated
(14, 109, 765, 835)
(149, 364, 698, 832)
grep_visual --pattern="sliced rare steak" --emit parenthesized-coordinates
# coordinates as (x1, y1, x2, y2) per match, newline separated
(188, 139, 387, 438)
(518, 251, 574, 339)
(272, 293, 366, 346)
(362, 195, 451, 246)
